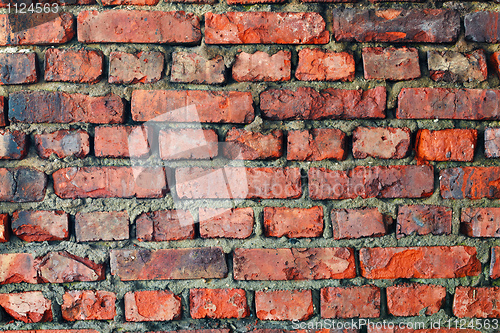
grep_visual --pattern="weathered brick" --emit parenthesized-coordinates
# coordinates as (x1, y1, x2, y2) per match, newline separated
(387, 284, 446, 316)
(263, 206, 323, 238)
(62, 290, 116, 321)
(397, 88, 500, 120)
(491, 246, 500, 279)
(0, 12, 75, 46)
(352, 127, 410, 159)
(321, 286, 380, 318)
(0, 0, 96, 5)
(0, 214, 8, 242)
(205, 12, 329, 44)
(171, 52, 225, 84)
(44, 49, 102, 83)
(233, 51, 290, 82)
(135, 210, 195, 241)
(295, 49, 354, 81)
(331, 208, 391, 240)
(491, 52, 500, 79)
(199, 207, 254, 239)
(111, 248, 227, 280)
(363, 47, 420, 81)
(360, 246, 481, 279)
(0, 291, 52, 323)
(255, 290, 313, 321)
(454, 287, 500, 318)
(190, 288, 249, 319)
(35, 251, 105, 283)
(440, 167, 500, 199)
(287, 128, 346, 161)
(95, 125, 151, 158)
(0, 53, 37, 84)
(125, 290, 181, 322)
(465, 12, 500, 43)
(0, 168, 47, 202)
(9, 91, 124, 124)
(0, 330, 99, 333)
(34, 129, 90, 159)
(159, 129, 218, 160)
(131, 90, 254, 123)
(0, 96, 5, 127)
(333, 9, 460, 43)
(109, 51, 164, 84)
(102, 0, 158, 5)
(53, 167, 167, 199)
(484, 128, 500, 158)
(415, 129, 477, 162)
(75, 211, 129, 242)
(428, 50, 487, 83)
(309, 165, 434, 200)
(397, 205, 452, 239)
(260, 86, 386, 120)
(233, 247, 355, 280)
(227, 0, 284, 4)
(78, 10, 201, 44)
(461, 207, 500, 237)
(224, 128, 283, 160)
(0, 130, 27, 159)
(176, 167, 301, 199)
(0, 253, 36, 284)
(11, 210, 69, 242)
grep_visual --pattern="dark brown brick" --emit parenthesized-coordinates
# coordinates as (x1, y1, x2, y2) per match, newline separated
(135, 210, 195, 241)
(35, 251, 105, 283)
(233, 51, 290, 82)
(12, 210, 69, 242)
(125, 290, 181, 322)
(199, 207, 254, 239)
(321, 286, 380, 318)
(387, 284, 446, 316)
(170, 52, 225, 84)
(224, 128, 283, 160)
(296, 49, 354, 81)
(190, 288, 249, 319)
(159, 129, 218, 160)
(0, 130, 27, 159)
(287, 128, 346, 161)
(352, 127, 410, 159)
(440, 167, 500, 199)
(362, 47, 420, 80)
(461, 207, 500, 237)
(109, 51, 164, 84)
(485, 128, 500, 158)
(331, 208, 391, 239)
(255, 290, 313, 321)
(465, 12, 500, 43)
(34, 129, 90, 159)
(415, 129, 477, 162)
(0, 291, 52, 323)
(263, 206, 323, 238)
(0, 168, 47, 202)
(428, 49, 488, 83)
(75, 211, 129, 242)
(62, 290, 116, 321)
(397, 205, 452, 239)
(0, 253, 36, 284)
(44, 49, 103, 83)
(0, 53, 37, 84)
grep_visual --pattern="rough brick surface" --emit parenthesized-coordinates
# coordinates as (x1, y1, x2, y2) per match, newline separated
(363, 47, 420, 80)
(428, 50, 487, 82)
(0, 214, 8, 242)
(0, 291, 52, 323)
(95, 125, 151, 158)
(199, 207, 254, 239)
(35, 251, 105, 283)
(62, 290, 116, 321)
(490, 246, 500, 279)
(171, 52, 225, 84)
(12, 210, 69, 242)
(34, 130, 90, 159)
(102, 0, 158, 5)
(415, 129, 477, 162)
(233, 247, 356, 280)
(0, 130, 27, 159)
(0, 253, 36, 284)
(255, 290, 313, 321)
(0, 168, 47, 202)
(331, 208, 391, 239)
(352, 127, 410, 159)
(465, 12, 500, 43)
(0, 96, 5, 127)
(135, 210, 195, 241)
(159, 129, 218, 160)
(232, 51, 290, 82)
(75, 211, 129, 242)
(190, 288, 249, 319)
(295, 49, 354, 81)
(45, 49, 103, 83)
(491, 52, 500, 79)
(461, 207, 500, 237)
(125, 290, 181, 322)
(109, 51, 164, 84)
(360, 246, 481, 279)
(484, 128, 500, 158)
(453, 287, 500, 318)
(440, 167, 500, 199)
(263, 206, 323, 238)
(387, 284, 446, 316)
(227, 0, 284, 4)
(397, 205, 452, 239)
(321, 286, 380, 318)
(0, 52, 37, 84)
(287, 128, 346, 161)
(224, 128, 283, 160)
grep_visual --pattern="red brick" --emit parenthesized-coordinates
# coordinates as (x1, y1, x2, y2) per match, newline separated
(397, 88, 500, 120)
(0, 253, 36, 284)
(110, 247, 227, 281)
(0, 214, 8, 242)
(255, 290, 313, 321)
(415, 129, 477, 162)
(484, 128, 500, 158)
(53, 167, 167, 199)
(109, 51, 164, 84)
(0, 291, 52, 323)
(0, 330, 99, 333)
(331, 208, 391, 239)
(465, 12, 500, 43)
(125, 290, 181, 322)
(490, 246, 500, 279)
(461, 207, 500, 237)
(0, 130, 27, 159)
(171, 52, 225, 84)
(44, 49, 102, 83)
(176, 167, 301, 199)
(440, 167, 500, 199)
(164, 331, 230, 333)
(369, 330, 479, 333)
(199, 207, 254, 239)
(227, 0, 284, 4)
(387, 284, 446, 316)
(454, 287, 500, 318)
(333, 9, 459, 43)
(9, 91, 124, 124)
(11, 210, 69, 242)
(397, 205, 452, 239)
(62, 290, 116, 321)
(0, 12, 74, 46)
(287, 128, 346, 161)
(190, 288, 249, 319)
(491, 52, 500, 79)
(0, 168, 47, 202)
(260, 86, 386, 120)
(309, 165, 434, 200)
(102, 0, 158, 5)
(0, 53, 37, 84)
(77, 10, 201, 44)
(233, 247, 355, 280)
(321, 286, 380, 318)
(0, 96, 5, 126)
(95, 125, 151, 158)
(34, 129, 89, 159)
(131, 90, 254, 123)
(75, 211, 129, 242)
(224, 128, 283, 160)
(263, 206, 323, 238)
(296, 49, 354, 81)
(35, 251, 105, 283)
(360, 246, 481, 279)
(135, 210, 195, 241)
(233, 51, 290, 82)
(0, 0, 96, 5)
(363, 47, 419, 81)
(159, 129, 218, 160)
(205, 12, 329, 44)
(428, 49, 487, 83)
(352, 127, 410, 159)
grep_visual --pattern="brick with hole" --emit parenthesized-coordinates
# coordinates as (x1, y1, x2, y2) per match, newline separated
(190, 288, 249, 319)
(428, 49, 487, 83)
(44, 49, 103, 83)
(34, 129, 89, 159)
(263, 206, 323, 238)
(0, 96, 5, 126)
(0, 52, 37, 84)
(232, 51, 290, 82)
(490, 246, 500, 279)
(485, 128, 500, 158)
(0, 168, 47, 202)
(362, 47, 420, 80)
(11, 210, 69, 242)
(296, 49, 354, 81)
(0, 291, 52, 323)
(0, 130, 27, 159)
(199, 207, 254, 239)
(321, 286, 380, 318)
(223, 128, 283, 160)
(35, 251, 105, 283)
(465, 12, 500, 43)
(75, 211, 129, 242)
(440, 167, 500, 199)
(255, 289, 313, 321)
(453, 287, 500, 318)
(287, 128, 346, 161)
(387, 284, 446, 316)
(331, 208, 392, 240)
(135, 210, 195, 241)
(109, 51, 164, 84)
(0, 214, 8, 242)
(0, 253, 36, 284)
(461, 207, 500, 237)
(159, 129, 218, 160)
(397, 205, 452, 239)
(125, 290, 181, 322)
(352, 127, 410, 159)
(171, 52, 225, 84)
(415, 129, 477, 162)
(62, 290, 116, 321)
(95, 125, 151, 158)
